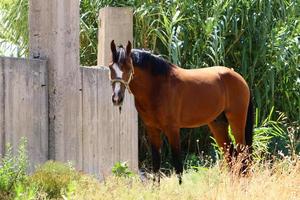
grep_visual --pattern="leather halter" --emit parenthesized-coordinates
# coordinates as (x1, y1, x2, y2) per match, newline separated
(109, 68, 134, 94)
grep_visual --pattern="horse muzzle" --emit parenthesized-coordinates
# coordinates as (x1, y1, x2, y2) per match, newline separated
(112, 92, 124, 106)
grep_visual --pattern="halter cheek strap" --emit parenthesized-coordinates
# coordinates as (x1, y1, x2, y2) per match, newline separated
(109, 69, 134, 94)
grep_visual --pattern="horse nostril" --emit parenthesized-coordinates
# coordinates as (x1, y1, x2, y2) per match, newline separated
(112, 94, 122, 105)
(112, 95, 117, 103)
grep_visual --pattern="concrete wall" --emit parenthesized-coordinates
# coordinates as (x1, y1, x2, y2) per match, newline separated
(27, 3, 138, 177)
(0, 57, 138, 177)
(81, 66, 138, 178)
(0, 57, 48, 171)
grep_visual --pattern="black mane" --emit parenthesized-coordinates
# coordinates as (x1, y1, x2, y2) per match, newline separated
(130, 49, 172, 76)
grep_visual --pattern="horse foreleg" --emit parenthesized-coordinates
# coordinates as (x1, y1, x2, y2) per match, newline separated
(146, 126, 162, 184)
(165, 128, 183, 185)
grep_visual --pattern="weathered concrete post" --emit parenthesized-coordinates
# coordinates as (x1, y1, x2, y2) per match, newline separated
(98, 7, 133, 66)
(0, 60, 3, 155)
(97, 7, 138, 177)
(0, 57, 48, 172)
(29, 0, 83, 168)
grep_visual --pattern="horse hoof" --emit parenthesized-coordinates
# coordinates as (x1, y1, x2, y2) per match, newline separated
(178, 176, 182, 185)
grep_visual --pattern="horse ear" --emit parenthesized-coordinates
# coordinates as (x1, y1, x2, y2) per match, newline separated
(111, 40, 117, 61)
(126, 40, 132, 56)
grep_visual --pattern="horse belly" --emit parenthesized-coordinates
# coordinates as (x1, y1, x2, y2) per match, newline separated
(178, 84, 225, 128)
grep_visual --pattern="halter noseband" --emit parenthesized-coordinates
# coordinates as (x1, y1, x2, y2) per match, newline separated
(109, 69, 134, 94)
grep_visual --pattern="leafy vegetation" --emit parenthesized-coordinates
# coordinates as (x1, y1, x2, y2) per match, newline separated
(112, 162, 134, 178)
(0, 141, 97, 199)
(0, 143, 26, 192)
(0, 139, 31, 200)
(0, 0, 28, 57)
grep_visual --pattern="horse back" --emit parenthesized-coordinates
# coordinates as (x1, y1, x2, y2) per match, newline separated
(162, 66, 249, 128)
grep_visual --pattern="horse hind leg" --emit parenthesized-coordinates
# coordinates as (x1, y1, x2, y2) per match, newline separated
(208, 113, 234, 164)
(225, 109, 251, 174)
(225, 110, 247, 153)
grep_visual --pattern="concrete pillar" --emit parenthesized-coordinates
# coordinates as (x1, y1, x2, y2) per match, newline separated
(97, 7, 138, 175)
(29, 0, 83, 169)
(98, 7, 133, 66)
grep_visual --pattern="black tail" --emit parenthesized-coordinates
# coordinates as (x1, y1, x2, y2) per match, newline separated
(245, 96, 254, 152)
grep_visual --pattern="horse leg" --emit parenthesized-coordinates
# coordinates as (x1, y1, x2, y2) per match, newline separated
(208, 120, 234, 165)
(165, 128, 183, 184)
(225, 111, 247, 153)
(225, 111, 250, 173)
(146, 126, 162, 184)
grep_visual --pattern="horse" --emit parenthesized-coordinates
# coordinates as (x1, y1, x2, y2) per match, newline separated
(108, 40, 253, 184)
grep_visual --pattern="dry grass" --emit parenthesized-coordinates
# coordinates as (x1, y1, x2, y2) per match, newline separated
(69, 159, 300, 200)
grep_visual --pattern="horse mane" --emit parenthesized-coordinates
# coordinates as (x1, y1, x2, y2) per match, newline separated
(130, 49, 172, 76)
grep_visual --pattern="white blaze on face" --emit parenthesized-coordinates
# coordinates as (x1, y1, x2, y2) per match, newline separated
(112, 63, 123, 99)
(113, 83, 121, 102)
(112, 63, 123, 78)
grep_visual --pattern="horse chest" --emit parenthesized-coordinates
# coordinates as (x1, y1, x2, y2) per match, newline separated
(134, 99, 164, 128)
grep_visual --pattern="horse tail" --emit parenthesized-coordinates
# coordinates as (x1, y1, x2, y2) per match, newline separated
(245, 96, 254, 153)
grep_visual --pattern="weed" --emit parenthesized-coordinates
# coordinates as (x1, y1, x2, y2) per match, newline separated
(112, 161, 134, 178)
(0, 138, 28, 199)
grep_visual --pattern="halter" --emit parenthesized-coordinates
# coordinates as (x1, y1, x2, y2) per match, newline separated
(109, 68, 134, 94)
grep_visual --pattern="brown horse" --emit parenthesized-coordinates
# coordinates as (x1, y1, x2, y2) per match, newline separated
(108, 40, 253, 184)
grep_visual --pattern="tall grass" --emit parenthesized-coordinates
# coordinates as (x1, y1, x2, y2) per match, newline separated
(69, 158, 300, 200)
(0, 138, 299, 200)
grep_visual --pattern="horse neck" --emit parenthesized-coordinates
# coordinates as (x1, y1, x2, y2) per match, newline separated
(129, 65, 164, 101)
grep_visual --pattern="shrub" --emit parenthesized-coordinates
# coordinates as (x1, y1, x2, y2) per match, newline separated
(30, 161, 81, 199)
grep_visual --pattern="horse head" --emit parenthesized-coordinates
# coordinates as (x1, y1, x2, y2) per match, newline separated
(109, 40, 134, 107)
